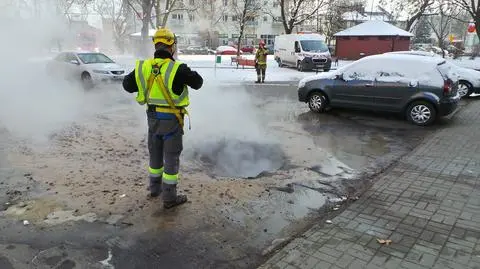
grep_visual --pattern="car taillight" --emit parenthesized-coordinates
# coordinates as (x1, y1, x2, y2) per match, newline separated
(443, 79, 452, 95)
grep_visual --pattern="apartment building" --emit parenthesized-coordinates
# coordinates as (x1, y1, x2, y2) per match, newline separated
(154, 0, 285, 47)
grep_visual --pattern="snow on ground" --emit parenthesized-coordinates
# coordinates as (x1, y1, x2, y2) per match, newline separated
(113, 54, 351, 84)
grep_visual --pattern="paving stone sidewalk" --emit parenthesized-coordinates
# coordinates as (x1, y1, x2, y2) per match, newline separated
(259, 100, 480, 269)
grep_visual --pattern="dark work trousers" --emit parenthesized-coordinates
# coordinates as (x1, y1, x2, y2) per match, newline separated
(147, 116, 183, 189)
(256, 64, 266, 82)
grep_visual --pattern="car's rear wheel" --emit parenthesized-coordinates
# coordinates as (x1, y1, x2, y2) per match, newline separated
(278, 59, 283, 67)
(406, 101, 436, 126)
(81, 72, 94, 89)
(458, 81, 473, 98)
(308, 92, 328, 113)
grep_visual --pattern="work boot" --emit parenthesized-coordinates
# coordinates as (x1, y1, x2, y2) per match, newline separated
(148, 176, 162, 197)
(162, 184, 188, 209)
(255, 80, 260, 83)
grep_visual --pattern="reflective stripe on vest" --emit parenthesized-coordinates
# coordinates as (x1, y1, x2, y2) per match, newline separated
(136, 59, 188, 106)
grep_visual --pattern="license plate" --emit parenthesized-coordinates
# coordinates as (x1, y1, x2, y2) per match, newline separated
(113, 76, 123, 80)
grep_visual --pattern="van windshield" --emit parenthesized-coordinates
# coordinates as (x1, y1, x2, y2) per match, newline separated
(300, 40, 328, 52)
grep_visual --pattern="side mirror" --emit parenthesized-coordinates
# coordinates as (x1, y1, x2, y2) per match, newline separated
(335, 73, 344, 80)
(70, 59, 79, 65)
(409, 80, 418, 87)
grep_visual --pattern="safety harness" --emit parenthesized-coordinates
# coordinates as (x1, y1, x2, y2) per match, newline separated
(146, 61, 191, 129)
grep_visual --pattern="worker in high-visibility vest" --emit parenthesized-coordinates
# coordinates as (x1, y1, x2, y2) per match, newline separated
(122, 28, 203, 209)
(255, 40, 268, 83)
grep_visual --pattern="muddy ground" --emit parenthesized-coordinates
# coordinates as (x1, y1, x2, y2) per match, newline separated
(0, 77, 438, 268)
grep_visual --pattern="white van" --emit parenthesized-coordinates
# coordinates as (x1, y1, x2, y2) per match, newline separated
(274, 33, 332, 72)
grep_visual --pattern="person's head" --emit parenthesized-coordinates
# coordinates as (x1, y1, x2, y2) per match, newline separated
(259, 40, 265, 48)
(152, 28, 177, 55)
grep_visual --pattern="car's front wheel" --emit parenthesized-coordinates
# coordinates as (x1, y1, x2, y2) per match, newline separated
(81, 72, 94, 89)
(458, 81, 473, 98)
(406, 101, 436, 126)
(297, 61, 304, 72)
(308, 92, 328, 113)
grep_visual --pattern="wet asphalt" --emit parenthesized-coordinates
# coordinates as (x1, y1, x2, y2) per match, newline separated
(0, 81, 449, 269)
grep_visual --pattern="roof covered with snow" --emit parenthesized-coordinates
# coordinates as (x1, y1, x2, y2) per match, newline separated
(334, 20, 414, 37)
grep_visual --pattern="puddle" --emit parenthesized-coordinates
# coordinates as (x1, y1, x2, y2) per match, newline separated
(185, 139, 286, 178)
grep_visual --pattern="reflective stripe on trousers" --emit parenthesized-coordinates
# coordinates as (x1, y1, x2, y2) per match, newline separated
(149, 166, 163, 178)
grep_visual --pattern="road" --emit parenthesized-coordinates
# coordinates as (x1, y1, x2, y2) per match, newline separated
(0, 78, 444, 268)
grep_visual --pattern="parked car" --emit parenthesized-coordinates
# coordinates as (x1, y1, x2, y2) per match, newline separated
(241, 45, 255, 53)
(46, 51, 126, 89)
(297, 54, 460, 126)
(182, 46, 210, 55)
(216, 45, 242, 55)
(385, 50, 480, 97)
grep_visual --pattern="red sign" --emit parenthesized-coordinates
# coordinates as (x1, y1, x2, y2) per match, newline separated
(468, 23, 476, 33)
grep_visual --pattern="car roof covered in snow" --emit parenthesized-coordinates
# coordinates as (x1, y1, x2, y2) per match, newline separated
(364, 53, 445, 65)
(384, 50, 440, 57)
(334, 20, 414, 37)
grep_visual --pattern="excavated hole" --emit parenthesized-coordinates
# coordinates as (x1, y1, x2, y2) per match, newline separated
(187, 139, 286, 178)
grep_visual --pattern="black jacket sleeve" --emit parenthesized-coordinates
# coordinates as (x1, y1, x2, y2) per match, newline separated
(171, 63, 203, 96)
(122, 70, 139, 93)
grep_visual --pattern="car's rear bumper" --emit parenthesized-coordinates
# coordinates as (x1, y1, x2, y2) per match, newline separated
(438, 94, 460, 116)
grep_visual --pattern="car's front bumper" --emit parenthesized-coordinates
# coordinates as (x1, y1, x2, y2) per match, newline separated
(298, 87, 309, 102)
(438, 93, 460, 116)
(301, 58, 332, 71)
(91, 73, 125, 83)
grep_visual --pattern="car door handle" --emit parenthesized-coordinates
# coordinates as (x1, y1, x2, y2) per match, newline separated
(365, 83, 374, 87)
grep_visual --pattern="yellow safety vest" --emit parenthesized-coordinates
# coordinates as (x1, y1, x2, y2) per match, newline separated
(134, 58, 190, 127)
(134, 58, 190, 107)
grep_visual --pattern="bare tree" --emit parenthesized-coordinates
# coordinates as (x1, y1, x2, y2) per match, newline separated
(233, 0, 263, 57)
(94, 0, 133, 53)
(55, 0, 93, 24)
(455, 0, 480, 43)
(380, 0, 435, 32)
(154, 0, 200, 27)
(321, 0, 364, 45)
(426, 0, 461, 57)
(272, 0, 328, 34)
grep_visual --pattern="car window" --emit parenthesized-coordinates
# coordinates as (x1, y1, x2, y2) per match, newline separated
(342, 59, 383, 81)
(65, 53, 78, 62)
(77, 53, 114, 64)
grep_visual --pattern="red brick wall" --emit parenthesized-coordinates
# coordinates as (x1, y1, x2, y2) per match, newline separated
(335, 36, 411, 60)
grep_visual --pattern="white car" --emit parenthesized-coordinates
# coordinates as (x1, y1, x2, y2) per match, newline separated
(46, 51, 126, 89)
(385, 51, 480, 97)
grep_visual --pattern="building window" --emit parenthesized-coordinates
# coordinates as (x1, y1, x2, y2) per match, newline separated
(378, 36, 389, 40)
(263, 16, 268, 22)
(232, 15, 238, 21)
(172, 14, 184, 20)
(273, 1, 278, 7)
(223, 15, 228, 22)
(189, 0, 194, 5)
(358, 36, 369, 40)
(223, 0, 228, 6)
(189, 14, 195, 21)
(341, 37, 350, 40)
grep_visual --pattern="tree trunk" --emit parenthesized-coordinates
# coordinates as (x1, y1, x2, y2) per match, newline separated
(155, 1, 161, 27)
(141, 0, 153, 58)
